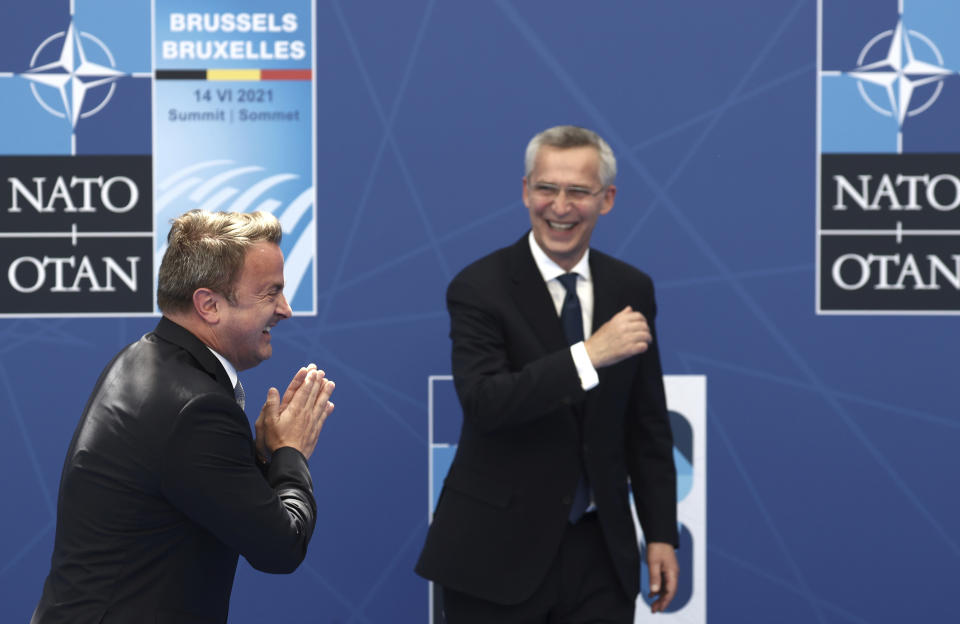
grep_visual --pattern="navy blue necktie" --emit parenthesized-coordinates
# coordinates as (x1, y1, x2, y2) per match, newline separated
(557, 273, 590, 522)
(557, 273, 583, 344)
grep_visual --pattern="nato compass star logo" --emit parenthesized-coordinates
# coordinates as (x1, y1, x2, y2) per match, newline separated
(847, 19, 953, 128)
(21, 20, 124, 128)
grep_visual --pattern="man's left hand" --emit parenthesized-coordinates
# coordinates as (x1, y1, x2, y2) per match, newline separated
(254, 364, 316, 463)
(646, 541, 679, 613)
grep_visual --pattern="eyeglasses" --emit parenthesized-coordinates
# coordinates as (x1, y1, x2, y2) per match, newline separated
(529, 181, 607, 204)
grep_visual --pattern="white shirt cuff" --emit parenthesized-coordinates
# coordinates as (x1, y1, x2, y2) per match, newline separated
(570, 342, 599, 391)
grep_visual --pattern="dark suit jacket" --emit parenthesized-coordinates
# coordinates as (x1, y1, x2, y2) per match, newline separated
(31, 317, 316, 624)
(416, 235, 677, 605)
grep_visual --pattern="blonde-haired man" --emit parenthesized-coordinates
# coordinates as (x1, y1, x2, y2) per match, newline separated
(33, 210, 334, 624)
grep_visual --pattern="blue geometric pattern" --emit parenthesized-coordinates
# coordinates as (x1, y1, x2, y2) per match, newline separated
(2, 1, 959, 622)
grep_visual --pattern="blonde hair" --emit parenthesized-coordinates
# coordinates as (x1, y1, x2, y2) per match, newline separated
(157, 210, 282, 313)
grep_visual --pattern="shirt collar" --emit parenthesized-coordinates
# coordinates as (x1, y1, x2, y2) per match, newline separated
(206, 347, 239, 389)
(527, 231, 592, 284)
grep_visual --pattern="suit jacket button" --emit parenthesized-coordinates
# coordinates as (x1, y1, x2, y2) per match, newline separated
(562, 495, 573, 505)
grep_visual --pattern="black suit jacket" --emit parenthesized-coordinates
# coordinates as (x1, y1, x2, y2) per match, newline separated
(32, 317, 316, 624)
(416, 235, 677, 605)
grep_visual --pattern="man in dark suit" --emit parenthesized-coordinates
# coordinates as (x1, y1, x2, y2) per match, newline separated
(31, 210, 335, 624)
(417, 126, 679, 622)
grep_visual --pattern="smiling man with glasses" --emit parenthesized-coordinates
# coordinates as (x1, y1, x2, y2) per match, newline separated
(417, 125, 680, 623)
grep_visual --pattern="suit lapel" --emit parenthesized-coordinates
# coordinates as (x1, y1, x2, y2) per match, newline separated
(507, 236, 583, 436)
(154, 316, 234, 394)
(506, 235, 568, 353)
(589, 252, 619, 333)
(584, 252, 619, 425)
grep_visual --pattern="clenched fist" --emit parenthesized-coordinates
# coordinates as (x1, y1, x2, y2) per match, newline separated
(584, 306, 651, 369)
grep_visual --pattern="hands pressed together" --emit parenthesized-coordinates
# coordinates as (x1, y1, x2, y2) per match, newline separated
(255, 364, 336, 462)
(584, 305, 652, 369)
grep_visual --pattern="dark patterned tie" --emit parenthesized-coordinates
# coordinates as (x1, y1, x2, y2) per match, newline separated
(557, 273, 590, 522)
(234, 380, 245, 411)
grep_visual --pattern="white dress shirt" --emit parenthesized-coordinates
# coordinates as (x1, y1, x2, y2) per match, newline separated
(207, 346, 239, 392)
(527, 232, 600, 391)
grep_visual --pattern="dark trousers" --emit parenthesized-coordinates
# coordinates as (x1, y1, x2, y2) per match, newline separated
(441, 513, 635, 624)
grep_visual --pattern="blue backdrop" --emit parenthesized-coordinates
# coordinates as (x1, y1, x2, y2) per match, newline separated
(2, 1, 959, 622)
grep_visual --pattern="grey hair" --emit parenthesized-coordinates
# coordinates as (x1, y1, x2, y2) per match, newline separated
(157, 210, 283, 313)
(524, 125, 617, 186)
